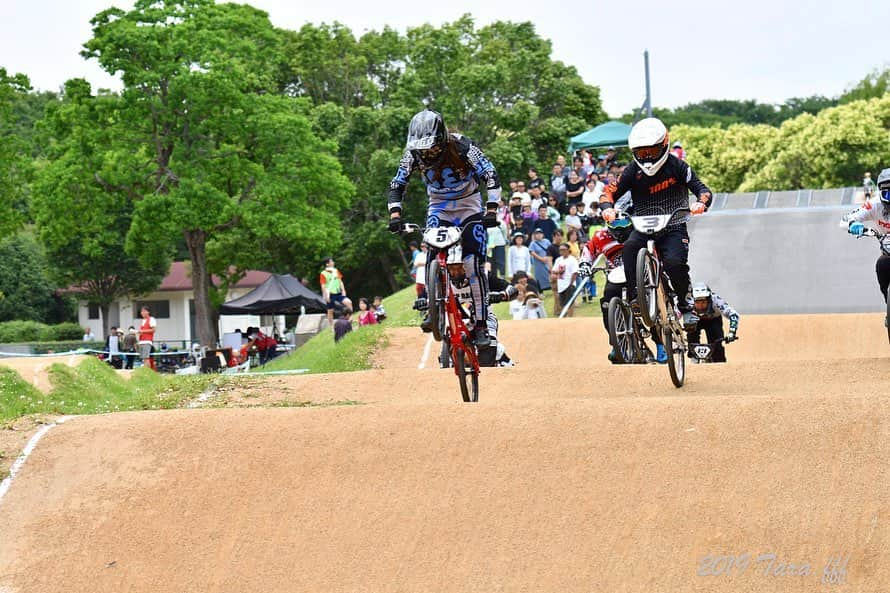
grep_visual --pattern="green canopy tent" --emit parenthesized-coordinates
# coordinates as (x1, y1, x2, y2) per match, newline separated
(568, 120, 632, 152)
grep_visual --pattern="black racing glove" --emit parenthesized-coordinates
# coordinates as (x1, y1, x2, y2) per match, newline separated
(388, 216, 403, 234)
(482, 207, 499, 228)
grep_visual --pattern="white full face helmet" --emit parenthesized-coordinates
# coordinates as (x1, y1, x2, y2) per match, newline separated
(628, 117, 670, 176)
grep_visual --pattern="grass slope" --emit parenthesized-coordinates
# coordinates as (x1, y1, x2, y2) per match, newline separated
(259, 323, 387, 374)
(1, 357, 218, 423)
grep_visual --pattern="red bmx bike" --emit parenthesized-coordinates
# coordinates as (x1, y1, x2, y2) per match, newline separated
(404, 223, 480, 402)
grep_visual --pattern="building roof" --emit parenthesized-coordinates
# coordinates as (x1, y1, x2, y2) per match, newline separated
(158, 262, 272, 292)
(65, 262, 273, 295)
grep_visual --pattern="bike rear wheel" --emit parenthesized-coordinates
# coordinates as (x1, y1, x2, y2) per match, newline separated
(608, 297, 636, 364)
(636, 249, 659, 327)
(427, 258, 445, 342)
(455, 347, 479, 403)
(664, 327, 685, 388)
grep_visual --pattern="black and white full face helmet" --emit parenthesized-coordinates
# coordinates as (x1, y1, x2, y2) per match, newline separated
(877, 167, 890, 206)
(406, 109, 448, 166)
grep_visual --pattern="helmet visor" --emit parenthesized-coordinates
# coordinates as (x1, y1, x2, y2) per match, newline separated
(632, 144, 667, 165)
(881, 188, 890, 202)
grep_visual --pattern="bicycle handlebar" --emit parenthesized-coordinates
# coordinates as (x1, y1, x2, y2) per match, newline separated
(861, 227, 887, 240)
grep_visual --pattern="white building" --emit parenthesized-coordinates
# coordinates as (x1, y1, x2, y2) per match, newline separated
(77, 262, 280, 346)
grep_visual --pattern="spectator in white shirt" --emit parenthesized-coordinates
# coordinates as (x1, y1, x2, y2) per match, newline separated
(522, 293, 547, 319)
(552, 243, 579, 317)
(582, 177, 603, 210)
(508, 231, 531, 279)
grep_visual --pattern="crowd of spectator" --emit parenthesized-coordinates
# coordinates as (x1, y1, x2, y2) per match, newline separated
(486, 147, 639, 317)
(332, 294, 387, 343)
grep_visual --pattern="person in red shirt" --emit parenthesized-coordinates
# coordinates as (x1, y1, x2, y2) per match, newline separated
(356, 298, 378, 326)
(138, 306, 157, 370)
(244, 327, 280, 365)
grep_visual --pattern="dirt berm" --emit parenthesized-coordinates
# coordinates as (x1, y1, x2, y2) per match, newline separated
(0, 314, 888, 593)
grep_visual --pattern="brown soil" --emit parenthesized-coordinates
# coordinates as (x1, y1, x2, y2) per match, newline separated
(0, 314, 888, 593)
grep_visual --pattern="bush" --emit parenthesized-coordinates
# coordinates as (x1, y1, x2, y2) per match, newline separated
(38, 322, 85, 341)
(0, 320, 48, 343)
(30, 341, 103, 355)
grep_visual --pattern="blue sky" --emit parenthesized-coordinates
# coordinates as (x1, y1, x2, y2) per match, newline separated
(1, 0, 888, 116)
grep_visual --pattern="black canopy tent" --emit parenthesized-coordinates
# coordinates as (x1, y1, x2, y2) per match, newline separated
(219, 274, 327, 315)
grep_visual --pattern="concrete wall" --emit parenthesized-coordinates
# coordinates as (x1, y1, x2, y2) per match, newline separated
(687, 206, 885, 314)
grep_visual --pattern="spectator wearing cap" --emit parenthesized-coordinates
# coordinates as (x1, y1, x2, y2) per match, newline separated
(508, 231, 531, 279)
(528, 227, 552, 292)
(671, 141, 686, 160)
(605, 146, 618, 167)
(550, 163, 568, 204)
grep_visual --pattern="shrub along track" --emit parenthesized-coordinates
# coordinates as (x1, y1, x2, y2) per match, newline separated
(0, 314, 888, 593)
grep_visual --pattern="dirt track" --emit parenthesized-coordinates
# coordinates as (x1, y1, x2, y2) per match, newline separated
(1, 314, 889, 592)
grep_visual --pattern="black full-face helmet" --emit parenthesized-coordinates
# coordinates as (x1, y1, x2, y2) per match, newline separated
(406, 109, 447, 166)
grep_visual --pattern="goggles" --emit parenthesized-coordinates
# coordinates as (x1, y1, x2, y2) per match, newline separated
(632, 145, 664, 161)
(418, 144, 443, 161)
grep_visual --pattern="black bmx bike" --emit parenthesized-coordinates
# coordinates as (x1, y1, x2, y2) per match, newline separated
(632, 207, 695, 387)
(607, 263, 657, 365)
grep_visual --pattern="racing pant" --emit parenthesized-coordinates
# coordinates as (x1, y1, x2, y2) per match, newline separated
(877, 255, 890, 303)
(426, 195, 488, 325)
(622, 225, 692, 310)
(687, 316, 726, 362)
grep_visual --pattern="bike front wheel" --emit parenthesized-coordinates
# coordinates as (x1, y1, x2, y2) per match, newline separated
(608, 297, 636, 364)
(427, 258, 445, 342)
(636, 249, 659, 327)
(455, 347, 479, 403)
(664, 327, 686, 388)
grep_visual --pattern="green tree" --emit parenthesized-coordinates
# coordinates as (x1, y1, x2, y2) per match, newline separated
(83, 0, 353, 345)
(285, 16, 604, 297)
(31, 79, 167, 337)
(840, 67, 890, 104)
(0, 68, 32, 236)
(739, 96, 890, 191)
(0, 231, 58, 323)
(672, 123, 780, 192)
